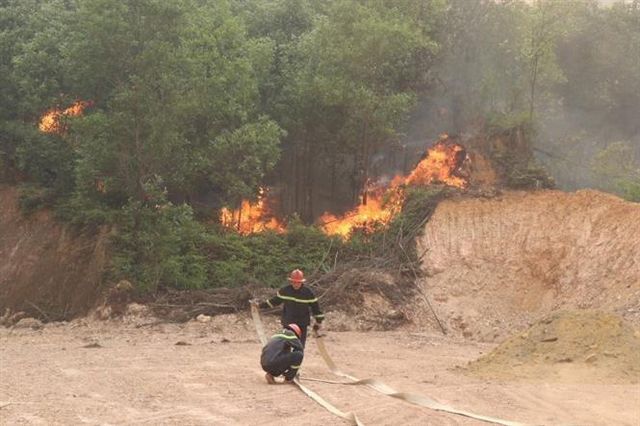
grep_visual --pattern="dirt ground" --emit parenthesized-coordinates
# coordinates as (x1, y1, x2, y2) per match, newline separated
(1, 313, 639, 426)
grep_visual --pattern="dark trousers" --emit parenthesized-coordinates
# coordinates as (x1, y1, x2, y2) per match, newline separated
(299, 326, 308, 347)
(262, 351, 303, 381)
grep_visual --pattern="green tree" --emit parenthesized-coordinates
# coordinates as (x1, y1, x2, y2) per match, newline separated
(56, 0, 284, 288)
(523, 0, 570, 120)
(111, 194, 209, 291)
(592, 141, 640, 201)
(537, 1, 640, 191)
(275, 0, 440, 219)
(434, 0, 571, 128)
(433, 0, 528, 129)
(232, 0, 315, 115)
(209, 118, 283, 205)
(63, 0, 282, 212)
(0, 0, 76, 189)
(555, 0, 640, 138)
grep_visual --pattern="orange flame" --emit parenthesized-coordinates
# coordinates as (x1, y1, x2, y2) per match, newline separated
(319, 137, 468, 237)
(39, 100, 91, 134)
(320, 196, 395, 236)
(405, 140, 468, 188)
(220, 188, 285, 235)
(319, 178, 405, 237)
(222, 136, 468, 237)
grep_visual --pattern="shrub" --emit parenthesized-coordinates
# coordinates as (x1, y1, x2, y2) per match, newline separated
(111, 199, 208, 292)
(202, 218, 339, 288)
(592, 141, 640, 202)
(17, 183, 56, 214)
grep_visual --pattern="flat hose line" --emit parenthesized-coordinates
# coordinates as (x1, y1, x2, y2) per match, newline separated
(251, 305, 364, 425)
(251, 305, 525, 426)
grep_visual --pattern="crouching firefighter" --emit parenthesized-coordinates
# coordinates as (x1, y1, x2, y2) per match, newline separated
(261, 323, 304, 384)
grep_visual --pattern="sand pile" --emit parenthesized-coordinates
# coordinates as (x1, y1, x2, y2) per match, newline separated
(467, 310, 640, 384)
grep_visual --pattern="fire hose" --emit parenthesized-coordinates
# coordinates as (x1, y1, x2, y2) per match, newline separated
(251, 305, 524, 426)
(250, 304, 363, 425)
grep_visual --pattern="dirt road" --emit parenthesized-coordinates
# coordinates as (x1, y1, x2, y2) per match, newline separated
(1, 314, 638, 426)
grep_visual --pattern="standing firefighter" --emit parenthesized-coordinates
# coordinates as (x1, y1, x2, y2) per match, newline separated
(253, 269, 324, 346)
(261, 323, 304, 384)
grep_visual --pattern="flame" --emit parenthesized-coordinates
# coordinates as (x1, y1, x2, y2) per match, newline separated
(222, 136, 468, 237)
(318, 179, 405, 237)
(319, 195, 396, 236)
(39, 100, 91, 134)
(220, 188, 285, 234)
(406, 140, 468, 188)
(319, 136, 468, 237)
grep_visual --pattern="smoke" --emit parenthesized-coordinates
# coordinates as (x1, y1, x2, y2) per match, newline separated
(399, 0, 640, 195)
(534, 104, 638, 191)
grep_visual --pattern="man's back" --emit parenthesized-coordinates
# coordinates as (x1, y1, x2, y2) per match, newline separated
(260, 329, 303, 367)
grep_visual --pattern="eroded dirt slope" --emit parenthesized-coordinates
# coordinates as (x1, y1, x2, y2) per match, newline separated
(0, 185, 109, 320)
(417, 190, 640, 341)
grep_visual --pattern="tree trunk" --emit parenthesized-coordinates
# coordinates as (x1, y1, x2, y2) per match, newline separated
(330, 151, 337, 203)
(529, 52, 539, 120)
(361, 119, 370, 205)
(304, 139, 314, 222)
(351, 152, 359, 205)
(133, 86, 145, 202)
(294, 141, 302, 215)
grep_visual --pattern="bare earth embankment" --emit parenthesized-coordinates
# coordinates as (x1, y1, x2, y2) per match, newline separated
(0, 185, 109, 320)
(417, 189, 640, 341)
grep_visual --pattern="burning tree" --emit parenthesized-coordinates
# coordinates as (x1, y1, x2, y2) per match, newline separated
(39, 101, 92, 134)
(220, 188, 285, 234)
(319, 136, 468, 237)
(223, 136, 469, 237)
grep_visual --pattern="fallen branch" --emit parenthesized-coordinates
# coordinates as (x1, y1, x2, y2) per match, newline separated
(310, 239, 335, 278)
(148, 303, 236, 310)
(26, 300, 51, 322)
(398, 241, 446, 335)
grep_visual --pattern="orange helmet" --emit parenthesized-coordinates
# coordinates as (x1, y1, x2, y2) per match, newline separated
(287, 323, 302, 338)
(288, 269, 306, 283)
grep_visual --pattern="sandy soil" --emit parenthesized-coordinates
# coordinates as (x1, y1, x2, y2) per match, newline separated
(1, 314, 638, 426)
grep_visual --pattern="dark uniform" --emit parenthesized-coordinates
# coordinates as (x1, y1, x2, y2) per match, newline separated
(259, 284, 324, 346)
(260, 328, 304, 381)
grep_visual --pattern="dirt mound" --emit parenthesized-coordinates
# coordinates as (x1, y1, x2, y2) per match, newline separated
(467, 310, 640, 384)
(417, 189, 640, 341)
(0, 185, 109, 321)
